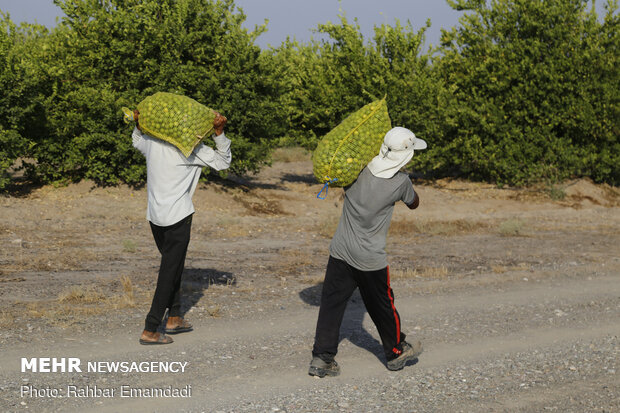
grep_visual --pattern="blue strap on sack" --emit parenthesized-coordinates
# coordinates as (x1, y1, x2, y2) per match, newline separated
(122, 107, 134, 124)
(317, 177, 338, 200)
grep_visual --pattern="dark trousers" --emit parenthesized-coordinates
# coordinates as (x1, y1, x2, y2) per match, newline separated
(312, 256, 407, 361)
(144, 214, 193, 332)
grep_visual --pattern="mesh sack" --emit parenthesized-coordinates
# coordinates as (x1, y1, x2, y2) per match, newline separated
(312, 98, 391, 187)
(122, 92, 215, 157)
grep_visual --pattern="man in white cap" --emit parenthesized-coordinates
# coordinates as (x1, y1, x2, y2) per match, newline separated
(309, 127, 427, 377)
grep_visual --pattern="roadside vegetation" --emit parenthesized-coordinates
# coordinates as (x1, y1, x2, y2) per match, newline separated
(0, 0, 617, 191)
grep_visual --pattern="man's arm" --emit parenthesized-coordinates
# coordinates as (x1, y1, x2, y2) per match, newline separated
(190, 112, 232, 170)
(406, 191, 419, 210)
(401, 177, 419, 210)
(213, 112, 226, 136)
(130, 109, 149, 155)
(133, 110, 141, 132)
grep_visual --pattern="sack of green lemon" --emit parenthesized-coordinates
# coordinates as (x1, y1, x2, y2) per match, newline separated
(122, 92, 216, 158)
(312, 97, 392, 198)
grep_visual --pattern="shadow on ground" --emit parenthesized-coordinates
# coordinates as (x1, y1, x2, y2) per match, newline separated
(179, 268, 235, 316)
(299, 283, 385, 363)
(281, 173, 316, 184)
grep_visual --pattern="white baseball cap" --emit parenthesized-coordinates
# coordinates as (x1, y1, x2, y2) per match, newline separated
(367, 127, 427, 178)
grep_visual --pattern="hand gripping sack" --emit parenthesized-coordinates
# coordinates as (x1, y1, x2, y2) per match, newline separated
(312, 97, 391, 188)
(123, 92, 216, 157)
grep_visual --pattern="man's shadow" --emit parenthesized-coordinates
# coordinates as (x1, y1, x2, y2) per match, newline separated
(299, 283, 387, 364)
(178, 268, 235, 316)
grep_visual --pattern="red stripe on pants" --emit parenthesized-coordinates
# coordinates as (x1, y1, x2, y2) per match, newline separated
(386, 266, 401, 351)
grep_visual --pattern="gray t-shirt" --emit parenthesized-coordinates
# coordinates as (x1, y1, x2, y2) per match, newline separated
(329, 167, 416, 271)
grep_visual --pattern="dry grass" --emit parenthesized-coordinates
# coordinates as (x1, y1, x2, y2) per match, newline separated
(300, 275, 324, 285)
(226, 226, 252, 238)
(3, 248, 99, 274)
(547, 184, 566, 201)
(58, 286, 106, 304)
(25, 301, 104, 321)
(122, 239, 137, 253)
(114, 275, 136, 308)
(390, 219, 489, 237)
(20, 276, 143, 326)
(0, 309, 15, 328)
(58, 277, 139, 308)
(430, 178, 550, 202)
(271, 147, 311, 163)
(277, 248, 315, 277)
(205, 277, 254, 295)
(498, 219, 527, 236)
(206, 305, 221, 318)
(490, 263, 533, 274)
(390, 266, 450, 280)
(232, 191, 289, 216)
(57, 238, 97, 248)
(214, 276, 236, 288)
(491, 265, 507, 274)
(216, 217, 252, 238)
(0, 276, 26, 283)
(317, 215, 340, 238)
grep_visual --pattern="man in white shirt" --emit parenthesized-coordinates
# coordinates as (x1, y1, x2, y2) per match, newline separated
(132, 110, 231, 345)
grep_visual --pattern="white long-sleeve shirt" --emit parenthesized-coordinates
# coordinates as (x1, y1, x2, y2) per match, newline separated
(132, 127, 232, 226)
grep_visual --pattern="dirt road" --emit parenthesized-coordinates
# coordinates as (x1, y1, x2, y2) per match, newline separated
(1, 154, 618, 412)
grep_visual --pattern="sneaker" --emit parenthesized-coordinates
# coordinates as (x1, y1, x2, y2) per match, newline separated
(386, 340, 423, 371)
(308, 356, 340, 378)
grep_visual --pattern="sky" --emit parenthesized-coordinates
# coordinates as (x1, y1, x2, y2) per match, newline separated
(232, 0, 465, 49)
(0, 0, 611, 49)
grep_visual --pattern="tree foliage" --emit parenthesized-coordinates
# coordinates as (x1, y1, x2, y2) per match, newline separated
(270, 14, 440, 158)
(433, 0, 619, 185)
(0, 0, 617, 190)
(2, 0, 284, 189)
(0, 13, 44, 189)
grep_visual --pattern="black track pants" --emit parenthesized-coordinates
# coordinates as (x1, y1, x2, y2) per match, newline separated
(144, 214, 193, 332)
(312, 255, 407, 361)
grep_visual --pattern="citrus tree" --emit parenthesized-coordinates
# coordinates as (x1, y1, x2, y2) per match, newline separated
(0, 14, 47, 189)
(432, 0, 619, 185)
(20, 0, 284, 186)
(270, 13, 442, 164)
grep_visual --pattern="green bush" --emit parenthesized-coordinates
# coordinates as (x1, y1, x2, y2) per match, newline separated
(0, 126, 26, 189)
(0, 1, 617, 189)
(270, 14, 440, 159)
(0, 14, 39, 190)
(21, 0, 285, 185)
(429, 0, 619, 185)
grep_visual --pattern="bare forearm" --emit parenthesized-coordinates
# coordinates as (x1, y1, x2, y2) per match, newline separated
(407, 192, 419, 210)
